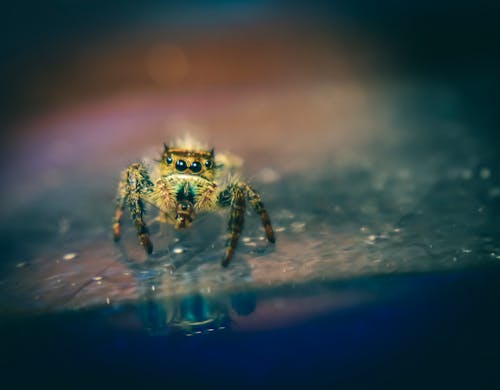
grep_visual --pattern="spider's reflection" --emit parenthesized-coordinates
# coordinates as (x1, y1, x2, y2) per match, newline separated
(117, 243, 256, 336)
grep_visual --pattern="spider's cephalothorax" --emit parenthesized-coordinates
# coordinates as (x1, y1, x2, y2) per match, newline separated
(113, 141, 275, 267)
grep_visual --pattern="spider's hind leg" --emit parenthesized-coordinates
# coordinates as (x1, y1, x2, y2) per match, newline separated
(219, 184, 246, 267)
(244, 184, 275, 244)
(113, 169, 127, 241)
(113, 162, 154, 254)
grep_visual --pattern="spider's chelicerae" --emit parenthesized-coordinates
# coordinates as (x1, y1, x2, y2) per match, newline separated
(113, 139, 275, 267)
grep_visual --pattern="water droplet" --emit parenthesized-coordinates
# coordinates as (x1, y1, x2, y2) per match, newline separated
(291, 222, 305, 232)
(58, 218, 71, 234)
(63, 252, 77, 261)
(479, 168, 491, 179)
(461, 169, 473, 180)
(488, 187, 500, 198)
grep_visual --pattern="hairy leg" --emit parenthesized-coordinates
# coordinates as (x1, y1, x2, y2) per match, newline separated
(113, 163, 154, 254)
(219, 184, 246, 267)
(113, 170, 127, 241)
(244, 184, 275, 244)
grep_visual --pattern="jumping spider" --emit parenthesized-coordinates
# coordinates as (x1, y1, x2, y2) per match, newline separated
(113, 139, 275, 267)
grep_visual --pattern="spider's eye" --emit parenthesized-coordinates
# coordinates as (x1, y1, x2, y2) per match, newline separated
(166, 156, 173, 164)
(176, 160, 187, 171)
(190, 161, 202, 173)
(204, 160, 213, 169)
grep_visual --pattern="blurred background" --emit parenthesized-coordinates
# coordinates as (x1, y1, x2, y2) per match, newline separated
(1, 1, 500, 388)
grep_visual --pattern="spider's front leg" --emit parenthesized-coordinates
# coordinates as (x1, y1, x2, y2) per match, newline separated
(113, 162, 154, 254)
(218, 184, 246, 267)
(218, 182, 275, 267)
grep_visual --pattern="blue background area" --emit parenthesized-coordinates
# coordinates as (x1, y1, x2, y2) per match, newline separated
(2, 267, 500, 388)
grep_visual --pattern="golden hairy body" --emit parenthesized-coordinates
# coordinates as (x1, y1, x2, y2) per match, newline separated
(113, 139, 275, 267)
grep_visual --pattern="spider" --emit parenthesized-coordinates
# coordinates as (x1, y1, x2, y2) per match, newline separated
(112, 139, 275, 267)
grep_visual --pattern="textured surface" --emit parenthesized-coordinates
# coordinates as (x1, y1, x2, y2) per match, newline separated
(1, 81, 499, 320)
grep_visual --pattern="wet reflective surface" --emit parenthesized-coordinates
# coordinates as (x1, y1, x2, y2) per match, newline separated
(1, 2, 500, 388)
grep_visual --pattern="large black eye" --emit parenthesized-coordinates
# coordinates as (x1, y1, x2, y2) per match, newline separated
(176, 160, 187, 171)
(205, 160, 213, 169)
(190, 161, 202, 173)
(166, 156, 173, 164)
